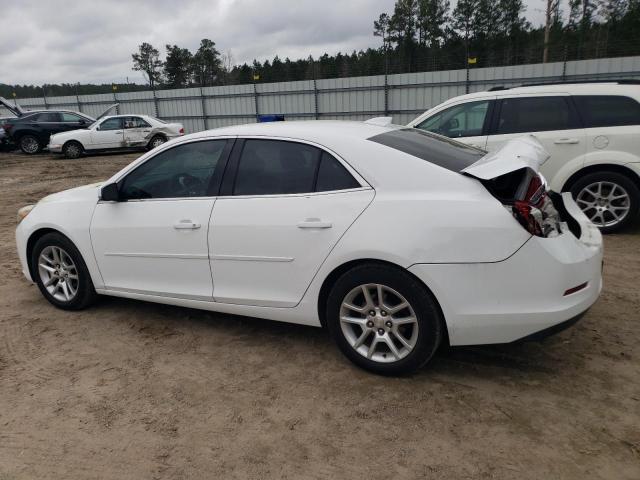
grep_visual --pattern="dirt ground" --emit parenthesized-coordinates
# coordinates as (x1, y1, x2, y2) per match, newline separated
(0, 149, 638, 480)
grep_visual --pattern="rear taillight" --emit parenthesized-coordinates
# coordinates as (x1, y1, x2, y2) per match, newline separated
(2, 123, 13, 132)
(511, 173, 553, 237)
(179, 127, 184, 134)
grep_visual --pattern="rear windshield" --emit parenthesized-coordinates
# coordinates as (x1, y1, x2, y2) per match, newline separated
(368, 128, 484, 172)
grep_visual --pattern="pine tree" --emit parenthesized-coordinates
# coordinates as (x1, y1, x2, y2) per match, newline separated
(417, 0, 450, 47)
(164, 45, 193, 88)
(131, 42, 163, 88)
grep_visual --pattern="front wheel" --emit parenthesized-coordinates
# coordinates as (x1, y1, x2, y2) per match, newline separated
(326, 264, 443, 375)
(31, 232, 97, 310)
(570, 171, 639, 234)
(63, 141, 83, 159)
(19, 135, 42, 154)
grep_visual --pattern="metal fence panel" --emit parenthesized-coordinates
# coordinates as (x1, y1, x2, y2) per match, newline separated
(2, 55, 639, 129)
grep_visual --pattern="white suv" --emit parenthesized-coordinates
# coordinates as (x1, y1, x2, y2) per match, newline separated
(408, 81, 640, 232)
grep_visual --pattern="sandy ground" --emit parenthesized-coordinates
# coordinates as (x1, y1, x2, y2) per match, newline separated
(0, 149, 639, 480)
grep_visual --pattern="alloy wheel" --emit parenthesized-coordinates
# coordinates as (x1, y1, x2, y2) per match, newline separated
(150, 137, 165, 148)
(340, 283, 419, 363)
(21, 137, 39, 154)
(65, 143, 81, 158)
(575, 181, 631, 228)
(38, 246, 79, 302)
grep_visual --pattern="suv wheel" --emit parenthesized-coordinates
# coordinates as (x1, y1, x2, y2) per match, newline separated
(326, 263, 443, 375)
(570, 171, 640, 233)
(20, 135, 42, 154)
(31, 232, 97, 310)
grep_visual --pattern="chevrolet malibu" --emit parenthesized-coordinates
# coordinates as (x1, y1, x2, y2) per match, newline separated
(15, 121, 603, 374)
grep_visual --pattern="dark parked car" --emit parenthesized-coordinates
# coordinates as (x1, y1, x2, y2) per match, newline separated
(0, 97, 116, 154)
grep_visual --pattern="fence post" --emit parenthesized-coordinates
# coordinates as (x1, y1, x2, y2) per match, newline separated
(253, 82, 259, 122)
(113, 92, 120, 115)
(152, 87, 159, 117)
(313, 78, 319, 120)
(384, 72, 389, 117)
(562, 45, 568, 81)
(42, 90, 49, 110)
(200, 87, 208, 130)
(465, 65, 470, 94)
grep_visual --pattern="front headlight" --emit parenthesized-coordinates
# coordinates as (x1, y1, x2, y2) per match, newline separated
(17, 204, 35, 224)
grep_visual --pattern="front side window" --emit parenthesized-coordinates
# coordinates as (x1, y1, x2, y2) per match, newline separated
(233, 140, 320, 195)
(119, 140, 227, 200)
(416, 100, 490, 138)
(573, 95, 640, 128)
(99, 118, 123, 131)
(496, 96, 576, 134)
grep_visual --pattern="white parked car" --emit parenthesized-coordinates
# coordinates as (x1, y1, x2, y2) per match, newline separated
(408, 81, 640, 233)
(16, 121, 602, 374)
(48, 114, 184, 158)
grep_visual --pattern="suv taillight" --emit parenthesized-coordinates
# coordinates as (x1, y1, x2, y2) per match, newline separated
(2, 123, 13, 132)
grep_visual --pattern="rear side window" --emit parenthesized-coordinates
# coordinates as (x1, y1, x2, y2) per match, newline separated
(368, 128, 484, 172)
(316, 152, 360, 191)
(496, 96, 577, 134)
(573, 95, 640, 127)
(35, 112, 60, 122)
(61, 112, 84, 122)
(234, 140, 320, 195)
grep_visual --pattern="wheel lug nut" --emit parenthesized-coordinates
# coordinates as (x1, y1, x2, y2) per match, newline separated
(385, 320, 393, 328)
(366, 320, 374, 328)
(369, 310, 375, 317)
(381, 310, 387, 317)
(377, 328, 384, 335)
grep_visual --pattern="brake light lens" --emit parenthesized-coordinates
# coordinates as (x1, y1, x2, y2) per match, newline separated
(511, 173, 551, 237)
(179, 127, 184, 134)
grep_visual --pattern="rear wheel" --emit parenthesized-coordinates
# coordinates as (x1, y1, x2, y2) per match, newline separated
(570, 171, 639, 233)
(19, 135, 42, 154)
(326, 264, 443, 375)
(31, 233, 97, 310)
(62, 141, 83, 159)
(148, 135, 166, 150)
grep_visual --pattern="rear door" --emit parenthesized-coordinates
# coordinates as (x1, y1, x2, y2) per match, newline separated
(209, 138, 374, 307)
(90, 117, 124, 149)
(123, 116, 152, 147)
(413, 98, 495, 149)
(485, 95, 587, 184)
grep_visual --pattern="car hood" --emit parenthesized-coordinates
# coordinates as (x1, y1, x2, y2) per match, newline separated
(462, 135, 549, 180)
(50, 129, 88, 142)
(39, 182, 104, 204)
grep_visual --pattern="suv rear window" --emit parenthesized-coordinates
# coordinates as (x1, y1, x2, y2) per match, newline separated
(369, 128, 484, 172)
(573, 95, 640, 127)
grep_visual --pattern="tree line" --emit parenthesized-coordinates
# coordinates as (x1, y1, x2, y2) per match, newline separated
(1, 0, 639, 98)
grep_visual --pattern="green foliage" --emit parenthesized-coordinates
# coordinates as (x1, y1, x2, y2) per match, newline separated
(131, 42, 163, 88)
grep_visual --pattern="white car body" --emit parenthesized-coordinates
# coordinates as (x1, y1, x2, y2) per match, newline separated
(48, 114, 184, 154)
(16, 121, 602, 368)
(408, 82, 640, 231)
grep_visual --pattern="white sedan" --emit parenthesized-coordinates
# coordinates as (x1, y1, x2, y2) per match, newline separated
(48, 114, 184, 158)
(16, 121, 602, 374)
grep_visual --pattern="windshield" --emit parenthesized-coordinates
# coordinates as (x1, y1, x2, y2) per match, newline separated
(368, 128, 485, 172)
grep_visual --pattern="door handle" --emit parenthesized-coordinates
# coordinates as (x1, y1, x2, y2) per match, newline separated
(173, 220, 201, 230)
(554, 138, 579, 144)
(297, 218, 332, 229)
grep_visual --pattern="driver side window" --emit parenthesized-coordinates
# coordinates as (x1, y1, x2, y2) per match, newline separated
(416, 100, 490, 138)
(119, 140, 227, 200)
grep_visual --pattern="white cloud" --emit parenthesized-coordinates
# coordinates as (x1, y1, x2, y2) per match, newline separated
(0, 0, 548, 85)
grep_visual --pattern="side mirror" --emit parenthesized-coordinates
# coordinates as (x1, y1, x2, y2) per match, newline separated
(100, 182, 120, 202)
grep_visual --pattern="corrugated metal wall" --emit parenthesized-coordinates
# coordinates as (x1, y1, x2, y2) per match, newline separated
(2, 56, 639, 131)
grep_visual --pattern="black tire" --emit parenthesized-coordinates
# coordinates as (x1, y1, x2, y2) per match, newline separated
(31, 232, 97, 310)
(326, 263, 444, 375)
(147, 135, 166, 150)
(19, 135, 42, 155)
(570, 171, 640, 234)
(62, 141, 83, 159)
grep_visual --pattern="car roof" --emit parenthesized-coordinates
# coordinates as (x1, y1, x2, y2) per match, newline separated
(187, 120, 401, 144)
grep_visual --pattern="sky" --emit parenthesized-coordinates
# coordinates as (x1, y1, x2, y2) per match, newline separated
(0, 0, 550, 86)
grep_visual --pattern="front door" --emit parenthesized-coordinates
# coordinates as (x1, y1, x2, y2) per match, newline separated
(90, 139, 232, 299)
(209, 139, 374, 307)
(90, 117, 124, 149)
(413, 98, 494, 150)
(484, 95, 587, 185)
